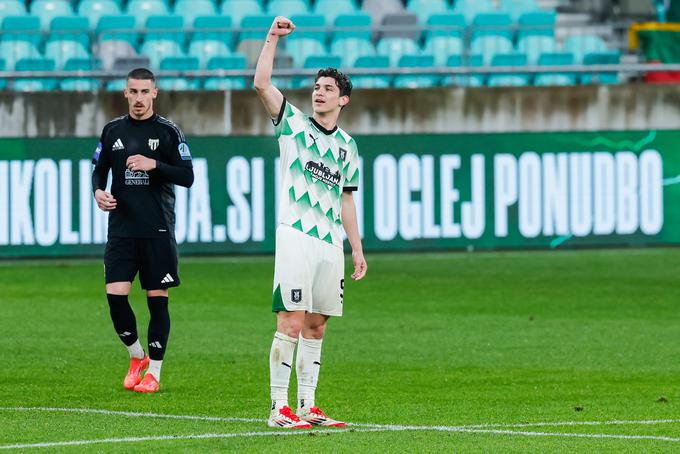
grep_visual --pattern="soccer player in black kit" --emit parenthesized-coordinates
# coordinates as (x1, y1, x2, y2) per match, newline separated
(92, 68, 194, 393)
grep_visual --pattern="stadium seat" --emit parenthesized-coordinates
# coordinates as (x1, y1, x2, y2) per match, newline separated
(0, 58, 5, 90)
(220, 0, 263, 27)
(425, 13, 466, 39)
(394, 54, 438, 88)
(145, 15, 185, 43)
(173, 0, 216, 28)
(534, 52, 576, 86)
(423, 36, 463, 66)
(14, 57, 57, 91)
(517, 35, 557, 64)
(286, 38, 326, 67)
(333, 12, 372, 41)
(330, 37, 375, 67)
(239, 14, 276, 41)
(266, 0, 309, 17)
(2, 16, 42, 46)
(112, 55, 149, 72)
(406, 0, 449, 24)
(97, 15, 137, 46)
(517, 11, 556, 38)
(582, 51, 620, 84)
(0, 1, 26, 21)
(442, 54, 485, 87)
(140, 39, 184, 69)
(487, 53, 530, 86)
(61, 58, 102, 91)
(379, 12, 418, 40)
(236, 39, 264, 67)
(158, 56, 200, 90)
(293, 55, 342, 88)
(78, 0, 120, 29)
(188, 39, 231, 68)
(0, 40, 41, 70)
(97, 39, 137, 70)
(126, 0, 169, 28)
(563, 35, 608, 64)
(363, 0, 404, 26)
(204, 54, 248, 90)
(376, 37, 419, 66)
(49, 16, 90, 47)
(500, 0, 539, 21)
(288, 14, 325, 42)
(193, 16, 234, 48)
(29, 0, 73, 30)
(471, 13, 513, 40)
(452, 0, 496, 23)
(45, 40, 90, 69)
(470, 35, 514, 65)
(313, 0, 357, 24)
(352, 55, 391, 88)
(105, 79, 127, 91)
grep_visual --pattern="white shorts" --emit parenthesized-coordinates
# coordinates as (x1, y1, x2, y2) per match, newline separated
(272, 224, 345, 316)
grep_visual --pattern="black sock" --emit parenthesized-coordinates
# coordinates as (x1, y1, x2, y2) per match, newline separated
(147, 296, 170, 361)
(107, 294, 138, 347)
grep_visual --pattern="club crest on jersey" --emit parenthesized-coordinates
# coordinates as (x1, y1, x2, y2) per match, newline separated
(305, 161, 341, 187)
(291, 289, 302, 303)
(178, 142, 192, 160)
(339, 147, 347, 161)
(148, 138, 159, 151)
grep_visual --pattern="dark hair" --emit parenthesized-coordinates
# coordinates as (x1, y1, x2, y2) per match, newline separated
(127, 68, 155, 83)
(315, 67, 352, 98)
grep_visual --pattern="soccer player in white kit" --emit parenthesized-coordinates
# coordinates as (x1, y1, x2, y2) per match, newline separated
(254, 16, 368, 429)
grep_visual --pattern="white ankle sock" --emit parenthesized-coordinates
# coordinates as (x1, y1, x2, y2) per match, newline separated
(147, 359, 162, 381)
(270, 332, 298, 409)
(126, 340, 145, 359)
(296, 335, 323, 411)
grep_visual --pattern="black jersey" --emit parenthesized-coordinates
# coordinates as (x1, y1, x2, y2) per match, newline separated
(92, 113, 194, 238)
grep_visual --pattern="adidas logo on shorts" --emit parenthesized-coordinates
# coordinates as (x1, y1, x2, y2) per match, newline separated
(161, 274, 174, 284)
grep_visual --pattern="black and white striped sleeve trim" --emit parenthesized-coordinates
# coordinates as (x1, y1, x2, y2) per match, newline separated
(156, 115, 186, 142)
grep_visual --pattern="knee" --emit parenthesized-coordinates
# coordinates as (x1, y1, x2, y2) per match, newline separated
(277, 316, 303, 339)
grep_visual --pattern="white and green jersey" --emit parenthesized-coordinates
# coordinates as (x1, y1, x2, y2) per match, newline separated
(274, 99, 359, 248)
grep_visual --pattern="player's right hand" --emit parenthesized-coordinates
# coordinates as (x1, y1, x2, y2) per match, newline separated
(269, 16, 295, 37)
(95, 189, 117, 212)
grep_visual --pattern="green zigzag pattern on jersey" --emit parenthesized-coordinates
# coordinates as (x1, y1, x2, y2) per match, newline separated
(293, 131, 322, 158)
(306, 225, 320, 239)
(321, 232, 333, 244)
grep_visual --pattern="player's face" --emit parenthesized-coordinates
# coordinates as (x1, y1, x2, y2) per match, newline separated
(124, 78, 157, 120)
(312, 76, 348, 115)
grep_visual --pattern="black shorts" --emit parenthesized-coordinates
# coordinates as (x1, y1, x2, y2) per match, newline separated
(104, 237, 180, 290)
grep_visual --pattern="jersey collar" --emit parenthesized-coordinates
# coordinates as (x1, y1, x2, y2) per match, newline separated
(309, 117, 337, 136)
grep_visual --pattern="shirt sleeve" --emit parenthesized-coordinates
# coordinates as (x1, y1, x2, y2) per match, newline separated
(155, 124, 194, 188)
(273, 99, 306, 139)
(91, 129, 110, 193)
(342, 138, 359, 192)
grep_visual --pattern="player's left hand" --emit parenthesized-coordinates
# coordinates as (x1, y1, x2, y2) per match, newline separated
(351, 250, 367, 280)
(126, 155, 156, 172)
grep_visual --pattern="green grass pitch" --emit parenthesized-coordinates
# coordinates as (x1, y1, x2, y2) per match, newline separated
(2, 248, 680, 452)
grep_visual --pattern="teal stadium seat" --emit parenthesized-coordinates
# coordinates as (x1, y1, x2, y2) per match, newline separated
(145, 15, 185, 43)
(267, 0, 309, 17)
(406, 0, 449, 24)
(424, 36, 463, 66)
(517, 11, 556, 38)
(330, 37, 374, 66)
(293, 54, 342, 88)
(2, 16, 42, 46)
(45, 39, 90, 69)
(313, 0, 357, 25)
(204, 54, 248, 90)
(534, 52, 576, 86)
(332, 12, 371, 41)
(500, 0, 539, 21)
(0, 58, 5, 90)
(487, 53, 530, 86)
(61, 58, 102, 91)
(394, 54, 438, 88)
(376, 37, 419, 66)
(442, 54, 485, 87)
(29, 0, 73, 31)
(173, 0, 216, 28)
(517, 35, 556, 64)
(470, 35, 514, 65)
(452, 0, 495, 23)
(193, 16, 234, 47)
(471, 12, 513, 40)
(425, 13, 466, 39)
(158, 56, 200, 90)
(126, 0, 169, 28)
(564, 35, 608, 63)
(49, 16, 90, 47)
(286, 38, 325, 67)
(106, 79, 127, 91)
(0, 40, 41, 69)
(288, 14, 325, 42)
(140, 39, 185, 69)
(78, 0, 121, 29)
(239, 14, 275, 41)
(97, 15, 138, 46)
(14, 57, 57, 91)
(582, 51, 620, 84)
(352, 55, 391, 89)
(220, 0, 263, 27)
(0, 1, 26, 21)
(189, 39, 231, 68)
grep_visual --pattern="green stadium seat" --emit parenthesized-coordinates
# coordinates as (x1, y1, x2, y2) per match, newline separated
(452, 0, 495, 23)
(288, 14, 325, 42)
(564, 35, 609, 64)
(14, 57, 58, 91)
(145, 15, 185, 43)
(517, 35, 556, 64)
(239, 14, 275, 41)
(442, 54, 485, 87)
(352, 55, 391, 88)
(49, 16, 90, 47)
(2, 16, 42, 46)
(534, 52, 576, 86)
(394, 54, 438, 88)
(78, 0, 120, 29)
(29, 0, 73, 31)
(158, 56, 200, 90)
(0, 40, 41, 70)
(581, 51, 620, 84)
(0, 1, 26, 21)
(376, 37, 419, 66)
(423, 36, 463, 66)
(470, 35, 514, 65)
(293, 54, 342, 88)
(286, 38, 326, 67)
(105, 79, 127, 91)
(267, 0, 309, 16)
(313, 0, 357, 24)
(97, 15, 138, 46)
(193, 16, 234, 47)
(189, 39, 231, 68)
(517, 11, 556, 38)
(487, 53, 530, 86)
(220, 0, 263, 27)
(61, 58, 102, 91)
(330, 37, 374, 67)
(500, 0, 539, 21)
(471, 12, 513, 40)
(425, 13, 466, 39)
(140, 39, 185, 69)
(332, 12, 371, 41)
(204, 54, 248, 90)
(173, 0, 216, 28)
(126, 0, 169, 28)
(45, 40, 90, 69)
(406, 0, 449, 24)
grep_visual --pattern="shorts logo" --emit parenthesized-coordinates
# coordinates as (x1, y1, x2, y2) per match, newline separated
(291, 289, 302, 303)
(178, 142, 192, 160)
(148, 138, 159, 151)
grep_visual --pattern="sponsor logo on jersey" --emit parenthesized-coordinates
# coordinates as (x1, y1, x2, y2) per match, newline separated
(125, 169, 150, 185)
(305, 161, 341, 187)
(112, 138, 125, 151)
(148, 138, 160, 151)
(92, 142, 102, 163)
(178, 142, 191, 160)
(291, 289, 302, 303)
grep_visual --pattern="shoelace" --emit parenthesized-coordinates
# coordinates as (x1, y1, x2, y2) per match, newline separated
(280, 406, 301, 421)
(309, 407, 326, 417)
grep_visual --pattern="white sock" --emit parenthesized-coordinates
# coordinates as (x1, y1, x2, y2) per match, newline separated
(296, 335, 323, 411)
(147, 359, 162, 382)
(126, 340, 145, 359)
(270, 332, 298, 410)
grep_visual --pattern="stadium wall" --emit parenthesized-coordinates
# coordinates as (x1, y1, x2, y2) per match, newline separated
(1, 84, 679, 137)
